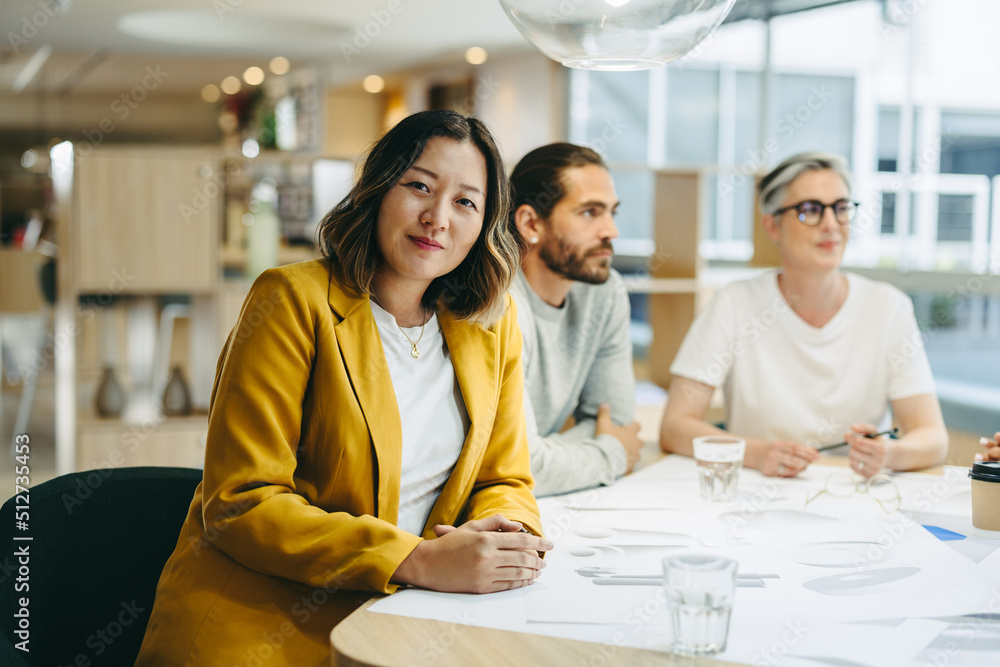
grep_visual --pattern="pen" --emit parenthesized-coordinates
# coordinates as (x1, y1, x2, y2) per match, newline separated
(815, 427, 898, 453)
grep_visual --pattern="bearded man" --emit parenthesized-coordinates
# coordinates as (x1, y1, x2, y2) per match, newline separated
(509, 143, 642, 496)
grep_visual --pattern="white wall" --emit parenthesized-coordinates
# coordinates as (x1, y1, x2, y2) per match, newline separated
(474, 51, 567, 165)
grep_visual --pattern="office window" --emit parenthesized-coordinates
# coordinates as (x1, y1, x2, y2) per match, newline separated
(939, 111, 1000, 178)
(568, 68, 857, 258)
(609, 170, 654, 241)
(580, 70, 650, 164)
(936, 194, 974, 242)
(881, 192, 896, 234)
(877, 107, 900, 172)
(771, 73, 854, 163)
(940, 136, 1000, 178)
(733, 72, 762, 167)
(730, 72, 764, 244)
(664, 68, 719, 166)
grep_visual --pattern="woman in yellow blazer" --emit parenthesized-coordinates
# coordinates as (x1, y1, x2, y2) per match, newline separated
(137, 110, 551, 666)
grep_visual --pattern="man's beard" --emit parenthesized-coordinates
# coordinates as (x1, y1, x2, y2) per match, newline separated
(538, 234, 613, 285)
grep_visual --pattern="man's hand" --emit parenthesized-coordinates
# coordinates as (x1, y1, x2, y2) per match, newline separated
(595, 403, 643, 473)
(392, 515, 552, 594)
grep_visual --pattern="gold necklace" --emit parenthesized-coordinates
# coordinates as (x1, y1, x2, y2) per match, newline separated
(371, 294, 427, 359)
(398, 318, 425, 359)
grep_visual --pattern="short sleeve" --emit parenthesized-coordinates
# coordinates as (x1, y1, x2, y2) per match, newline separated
(884, 290, 936, 400)
(669, 287, 739, 388)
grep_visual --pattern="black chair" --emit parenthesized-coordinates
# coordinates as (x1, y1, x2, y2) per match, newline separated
(0, 466, 202, 666)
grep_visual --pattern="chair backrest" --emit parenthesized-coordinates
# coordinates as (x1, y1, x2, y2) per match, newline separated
(0, 466, 202, 666)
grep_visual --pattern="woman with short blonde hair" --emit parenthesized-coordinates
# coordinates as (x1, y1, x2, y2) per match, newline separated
(660, 152, 948, 478)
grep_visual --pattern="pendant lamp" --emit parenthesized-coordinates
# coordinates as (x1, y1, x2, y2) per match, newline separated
(498, 0, 738, 71)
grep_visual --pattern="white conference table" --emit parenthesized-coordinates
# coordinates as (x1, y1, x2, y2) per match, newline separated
(331, 452, 1000, 667)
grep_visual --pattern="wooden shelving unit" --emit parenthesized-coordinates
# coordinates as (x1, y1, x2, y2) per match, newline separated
(53, 145, 332, 474)
(51, 146, 220, 473)
(646, 170, 707, 388)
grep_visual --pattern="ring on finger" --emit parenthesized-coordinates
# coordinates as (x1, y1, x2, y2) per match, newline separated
(777, 463, 786, 475)
(857, 460, 865, 472)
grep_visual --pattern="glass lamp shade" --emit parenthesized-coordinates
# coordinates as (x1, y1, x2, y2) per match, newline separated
(498, 0, 738, 71)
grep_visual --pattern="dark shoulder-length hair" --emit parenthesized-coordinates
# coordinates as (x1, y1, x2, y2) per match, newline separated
(317, 109, 521, 328)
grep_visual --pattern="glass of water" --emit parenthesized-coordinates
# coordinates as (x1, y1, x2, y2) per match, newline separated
(663, 553, 738, 656)
(693, 436, 745, 502)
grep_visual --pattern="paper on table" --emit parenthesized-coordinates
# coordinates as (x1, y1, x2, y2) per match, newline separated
(527, 513, 987, 626)
(895, 466, 972, 516)
(910, 614, 1000, 666)
(782, 618, 949, 666)
(369, 456, 996, 666)
(522, 565, 671, 625)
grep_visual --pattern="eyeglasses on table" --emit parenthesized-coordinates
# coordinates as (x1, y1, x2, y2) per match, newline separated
(804, 471, 901, 513)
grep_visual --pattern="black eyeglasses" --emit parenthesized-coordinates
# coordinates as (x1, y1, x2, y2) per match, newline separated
(773, 199, 859, 226)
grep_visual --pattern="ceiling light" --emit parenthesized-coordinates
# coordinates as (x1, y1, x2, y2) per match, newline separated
(362, 75, 385, 94)
(275, 97, 297, 151)
(465, 47, 488, 65)
(497, 0, 737, 71)
(201, 84, 221, 103)
(269, 56, 290, 75)
(243, 66, 265, 86)
(50, 141, 73, 178)
(12, 45, 53, 92)
(242, 138, 260, 159)
(221, 76, 242, 95)
(21, 150, 38, 169)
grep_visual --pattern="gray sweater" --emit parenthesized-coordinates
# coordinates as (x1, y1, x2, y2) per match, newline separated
(510, 269, 636, 497)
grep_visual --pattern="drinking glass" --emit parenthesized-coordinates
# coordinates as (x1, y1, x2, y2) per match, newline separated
(693, 436, 745, 502)
(663, 553, 738, 655)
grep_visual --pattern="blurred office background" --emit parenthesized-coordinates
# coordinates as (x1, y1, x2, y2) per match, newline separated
(0, 0, 997, 485)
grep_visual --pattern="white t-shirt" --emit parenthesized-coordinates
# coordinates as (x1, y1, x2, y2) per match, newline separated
(670, 270, 935, 448)
(370, 301, 469, 536)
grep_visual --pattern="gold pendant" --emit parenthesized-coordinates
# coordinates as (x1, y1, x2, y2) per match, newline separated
(410, 343, 420, 359)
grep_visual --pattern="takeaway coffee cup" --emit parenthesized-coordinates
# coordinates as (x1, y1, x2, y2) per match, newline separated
(969, 461, 1000, 538)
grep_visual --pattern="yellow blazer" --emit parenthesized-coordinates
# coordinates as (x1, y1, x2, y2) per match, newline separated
(137, 259, 541, 666)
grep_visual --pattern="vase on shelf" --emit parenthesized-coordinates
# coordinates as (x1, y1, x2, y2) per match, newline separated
(245, 178, 280, 279)
(95, 365, 126, 418)
(162, 365, 192, 417)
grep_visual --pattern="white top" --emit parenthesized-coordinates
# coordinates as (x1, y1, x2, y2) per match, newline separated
(370, 301, 469, 535)
(670, 270, 935, 448)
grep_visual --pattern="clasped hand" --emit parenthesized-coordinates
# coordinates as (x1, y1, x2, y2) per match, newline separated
(595, 403, 643, 473)
(393, 514, 553, 594)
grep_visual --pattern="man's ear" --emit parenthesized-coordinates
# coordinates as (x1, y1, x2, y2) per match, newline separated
(514, 204, 544, 245)
(762, 213, 781, 244)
